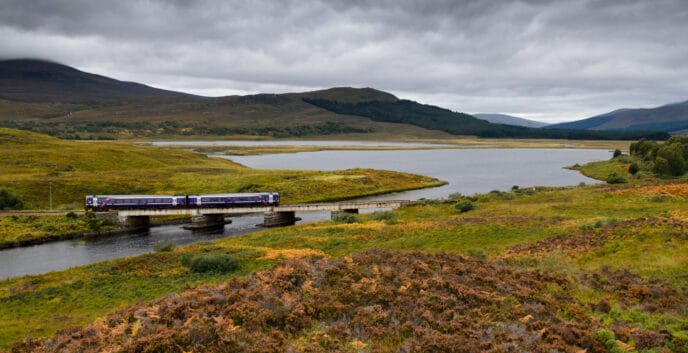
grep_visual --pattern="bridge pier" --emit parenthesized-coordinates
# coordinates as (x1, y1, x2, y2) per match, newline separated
(120, 215, 150, 229)
(261, 211, 297, 227)
(331, 209, 359, 220)
(183, 214, 228, 230)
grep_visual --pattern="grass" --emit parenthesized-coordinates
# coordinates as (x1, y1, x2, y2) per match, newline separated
(158, 138, 631, 156)
(0, 213, 118, 248)
(2, 176, 688, 349)
(0, 126, 443, 253)
(0, 128, 442, 210)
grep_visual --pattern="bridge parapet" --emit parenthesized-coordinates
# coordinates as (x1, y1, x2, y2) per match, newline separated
(114, 200, 414, 229)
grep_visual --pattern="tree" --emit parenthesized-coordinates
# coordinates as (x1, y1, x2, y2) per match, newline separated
(0, 188, 23, 210)
(656, 144, 687, 176)
(628, 162, 639, 176)
(653, 157, 672, 176)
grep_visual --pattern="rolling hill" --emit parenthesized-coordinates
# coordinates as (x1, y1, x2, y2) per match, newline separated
(0, 59, 670, 140)
(473, 113, 548, 128)
(547, 100, 688, 134)
(0, 59, 192, 102)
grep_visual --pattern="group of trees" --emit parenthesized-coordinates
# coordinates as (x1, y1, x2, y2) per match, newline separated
(0, 188, 23, 210)
(303, 98, 671, 140)
(0, 120, 372, 139)
(630, 136, 688, 177)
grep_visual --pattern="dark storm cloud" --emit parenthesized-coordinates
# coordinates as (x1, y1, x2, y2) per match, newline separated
(1, 0, 687, 122)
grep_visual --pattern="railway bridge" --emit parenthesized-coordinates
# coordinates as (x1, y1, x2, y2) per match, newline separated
(114, 200, 414, 229)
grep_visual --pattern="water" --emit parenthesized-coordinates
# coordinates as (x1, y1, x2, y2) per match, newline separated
(224, 148, 609, 200)
(0, 212, 329, 279)
(1, 146, 610, 279)
(150, 140, 451, 147)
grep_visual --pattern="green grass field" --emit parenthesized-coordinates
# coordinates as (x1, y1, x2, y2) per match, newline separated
(1, 179, 687, 350)
(0, 127, 443, 248)
(2, 129, 687, 351)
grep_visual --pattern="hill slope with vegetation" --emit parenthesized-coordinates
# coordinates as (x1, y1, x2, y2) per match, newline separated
(547, 100, 688, 134)
(0, 59, 190, 102)
(0, 59, 670, 140)
(303, 98, 668, 140)
(473, 113, 549, 128)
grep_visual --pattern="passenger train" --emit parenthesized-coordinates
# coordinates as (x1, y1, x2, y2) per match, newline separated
(85, 193, 279, 212)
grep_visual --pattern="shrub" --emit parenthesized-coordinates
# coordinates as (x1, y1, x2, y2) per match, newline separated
(613, 149, 622, 158)
(650, 195, 670, 202)
(465, 248, 487, 260)
(153, 241, 175, 252)
(0, 188, 23, 210)
(455, 200, 475, 213)
(606, 172, 627, 184)
(369, 211, 398, 225)
(332, 213, 362, 224)
(655, 143, 686, 176)
(628, 162, 639, 176)
(181, 253, 239, 273)
(447, 193, 464, 201)
(87, 217, 117, 231)
(65, 212, 78, 219)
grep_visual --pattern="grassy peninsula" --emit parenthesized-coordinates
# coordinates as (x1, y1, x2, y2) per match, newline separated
(0, 128, 442, 247)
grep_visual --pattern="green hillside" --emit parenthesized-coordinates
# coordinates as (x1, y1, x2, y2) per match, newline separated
(0, 60, 670, 140)
(304, 98, 670, 140)
(548, 100, 688, 134)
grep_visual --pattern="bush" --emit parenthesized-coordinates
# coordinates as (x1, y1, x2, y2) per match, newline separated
(455, 200, 475, 213)
(65, 212, 78, 219)
(181, 253, 239, 273)
(369, 211, 398, 225)
(332, 213, 362, 224)
(628, 162, 639, 176)
(0, 188, 23, 210)
(87, 217, 117, 231)
(613, 149, 622, 158)
(606, 172, 627, 184)
(153, 241, 175, 252)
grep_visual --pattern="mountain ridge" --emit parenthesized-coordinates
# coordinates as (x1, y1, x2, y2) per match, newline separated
(547, 100, 688, 134)
(472, 113, 548, 128)
(0, 59, 671, 140)
(0, 59, 193, 102)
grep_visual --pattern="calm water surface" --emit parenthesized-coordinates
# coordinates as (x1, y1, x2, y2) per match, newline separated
(1, 146, 610, 279)
(225, 148, 610, 200)
(151, 140, 451, 147)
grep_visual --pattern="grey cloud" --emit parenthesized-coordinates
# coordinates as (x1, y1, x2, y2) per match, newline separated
(1, 0, 687, 122)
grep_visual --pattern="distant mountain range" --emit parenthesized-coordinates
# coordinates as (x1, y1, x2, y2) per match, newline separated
(0, 59, 670, 140)
(547, 101, 688, 134)
(472, 114, 548, 128)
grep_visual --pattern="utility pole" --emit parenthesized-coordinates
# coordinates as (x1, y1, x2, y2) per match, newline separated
(49, 181, 53, 211)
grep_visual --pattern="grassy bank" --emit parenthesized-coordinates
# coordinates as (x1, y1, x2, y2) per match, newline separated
(153, 137, 630, 156)
(0, 128, 443, 246)
(0, 128, 442, 210)
(0, 213, 118, 248)
(2, 179, 687, 350)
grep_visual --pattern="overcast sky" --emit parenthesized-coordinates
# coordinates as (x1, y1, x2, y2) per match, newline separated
(1, 0, 687, 123)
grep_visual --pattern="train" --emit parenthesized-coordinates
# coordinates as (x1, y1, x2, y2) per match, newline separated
(84, 192, 280, 212)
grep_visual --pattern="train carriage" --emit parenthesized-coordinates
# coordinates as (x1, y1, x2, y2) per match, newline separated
(85, 192, 279, 211)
